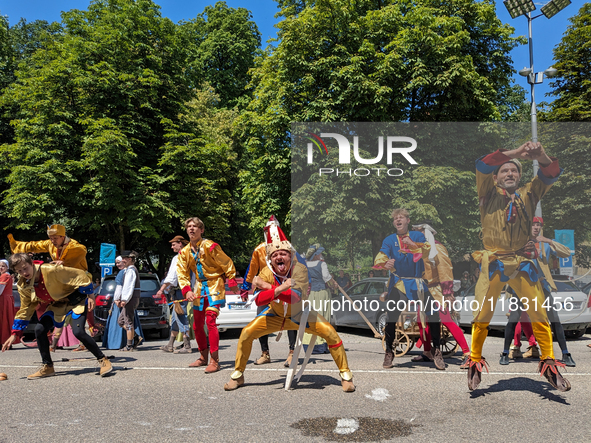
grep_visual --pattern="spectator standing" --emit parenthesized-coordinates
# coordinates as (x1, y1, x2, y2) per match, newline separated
(0, 259, 16, 347)
(114, 251, 142, 351)
(157, 235, 192, 354)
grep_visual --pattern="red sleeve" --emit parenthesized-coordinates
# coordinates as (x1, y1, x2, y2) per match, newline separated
(226, 278, 238, 288)
(181, 285, 192, 296)
(276, 289, 301, 304)
(256, 288, 276, 306)
(481, 149, 512, 166)
(539, 157, 560, 178)
(255, 287, 302, 306)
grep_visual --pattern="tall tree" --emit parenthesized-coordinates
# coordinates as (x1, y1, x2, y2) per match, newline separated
(546, 3, 591, 122)
(179, 1, 261, 109)
(239, 0, 524, 243)
(542, 4, 591, 265)
(0, 0, 190, 253)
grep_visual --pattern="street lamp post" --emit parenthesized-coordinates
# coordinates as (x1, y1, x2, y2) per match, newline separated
(503, 0, 571, 217)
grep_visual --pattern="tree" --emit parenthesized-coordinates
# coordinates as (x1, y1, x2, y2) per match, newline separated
(239, 0, 524, 247)
(179, 1, 261, 109)
(546, 3, 591, 122)
(541, 4, 591, 261)
(0, 0, 190, 255)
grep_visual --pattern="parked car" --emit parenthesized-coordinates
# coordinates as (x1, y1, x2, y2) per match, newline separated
(455, 276, 591, 338)
(331, 277, 389, 333)
(94, 273, 169, 338)
(216, 277, 256, 333)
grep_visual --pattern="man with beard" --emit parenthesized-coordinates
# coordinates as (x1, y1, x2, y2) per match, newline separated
(468, 141, 570, 391)
(499, 216, 575, 367)
(241, 216, 299, 367)
(177, 217, 238, 373)
(224, 221, 354, 392)
(374, 209, 444, 371)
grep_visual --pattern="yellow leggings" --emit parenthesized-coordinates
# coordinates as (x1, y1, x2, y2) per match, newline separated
(234, 309, 350, 374)
(471, 271, 553, 361)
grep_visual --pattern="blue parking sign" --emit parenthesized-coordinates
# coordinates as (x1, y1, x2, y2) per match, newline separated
(101, 265, 113, 278)
(559, 256, 572, 268)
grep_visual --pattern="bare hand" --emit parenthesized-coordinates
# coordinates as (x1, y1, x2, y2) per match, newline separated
(114, 300, 121, 308)
(2, 335, 16, 352)
(120, 301, 126, 307)
(186, 291, 196, 302)
(510, 141, 551, 166)
(87, 297, 95, 311)
(401, 236, 418, 249)
(534, 235, 551, 244)
(253, 276, 272, 290)
(384, 259, 396, 271)
(50, 260, 64, 266)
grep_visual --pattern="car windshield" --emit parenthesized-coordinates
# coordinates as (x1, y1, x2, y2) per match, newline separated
(99, 277, 159, 294)
(554, 281, 581, 292)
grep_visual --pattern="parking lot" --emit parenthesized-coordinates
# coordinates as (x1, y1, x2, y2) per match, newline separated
(1, 327, 590, 442)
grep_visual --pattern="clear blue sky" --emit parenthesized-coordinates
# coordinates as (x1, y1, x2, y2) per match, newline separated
(1, 0, 584, 103)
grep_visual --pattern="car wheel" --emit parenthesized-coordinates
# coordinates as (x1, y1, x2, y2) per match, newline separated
(564, 329, 585, 340)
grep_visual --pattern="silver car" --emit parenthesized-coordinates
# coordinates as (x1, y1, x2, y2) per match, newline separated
(455, 276, 591, 338)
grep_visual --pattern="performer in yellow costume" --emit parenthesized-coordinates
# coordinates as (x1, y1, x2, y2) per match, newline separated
(1, 253, 112, 378)
(224, 220, 354, 392)
(468, 141, 570, 391)
(177, 217, 238, 373)
(8, 224, 88, 271)
(8, 224, 91, 350)
(241, 216, 299, 366)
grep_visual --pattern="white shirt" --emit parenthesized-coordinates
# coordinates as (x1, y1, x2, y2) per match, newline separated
(163, 255, 179, 288)
(120, 266, 138, 302)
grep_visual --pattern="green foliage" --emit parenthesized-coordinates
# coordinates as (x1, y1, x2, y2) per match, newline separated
(546, 3, 591, 122)
(179, 1, 261, 109)
(239, 0, 524, 257)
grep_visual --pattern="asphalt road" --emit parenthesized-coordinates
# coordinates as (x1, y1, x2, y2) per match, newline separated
(1, 327, 590, 442)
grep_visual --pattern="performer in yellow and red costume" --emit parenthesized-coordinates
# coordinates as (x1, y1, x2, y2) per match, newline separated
(8, 224, 92, 350)
(8, 224, 88, 271)
(224, 218, 354, 392)
(241, 216, 299, 366)
(177, 217, 238, 373)
(468, 141, 570, 392)
(1, 253, 112, 378)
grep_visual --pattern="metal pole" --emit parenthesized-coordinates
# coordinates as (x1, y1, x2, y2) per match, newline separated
(527, 12, 542, 217)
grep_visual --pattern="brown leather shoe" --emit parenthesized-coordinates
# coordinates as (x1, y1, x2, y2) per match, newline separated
(284, 350, 294, 367)
(224, 375, 244, 391)
(99, 357, 113, 377)
(341, 379, 355, 392)
(467, 357, 489, 391)
(433, 348, 446, 370)
(538, 359, 571, 392)
(523, 345, 540, 359)
(411, 351, 433, 363)
(160, 344, 175, 353)
(72, 344, 87, 352)
(383, 351, 394, 369)
(27, 364, 56, 380)
(205, 351, 220, 373)
(508, 347, 522, 359)
(189, 349, 209, 367)
(254, 351, 271, 365)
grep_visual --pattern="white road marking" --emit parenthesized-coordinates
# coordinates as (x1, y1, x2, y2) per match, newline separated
(334, 418, 359, 435)
(365, 388, 391, 401)
(2, 364, 590, 376)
